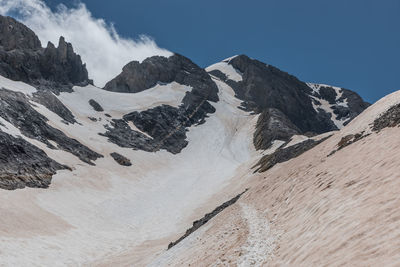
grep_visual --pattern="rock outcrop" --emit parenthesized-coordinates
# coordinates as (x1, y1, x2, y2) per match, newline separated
(0, 131, 67, 190)
(102, 54, 219, 154)
(167, 190, 247, 249)
(104, 54, 219, 122)
(254, 137, 330, 172)
(88, 99, 104, 112)
(253, 108, 301, 150)
(227, 55, 336, 133)
(0, 15, 91, 92)
(110, 152, 132, 166)
(0, 15, 101, 190)
(32, 91, 77, 124)
(0, 89, 102, 165)
(104, 54, 218, 99)
(210, 55, 369, 150)
(102, 104, 191, 154)
(372, 103, 400, 131)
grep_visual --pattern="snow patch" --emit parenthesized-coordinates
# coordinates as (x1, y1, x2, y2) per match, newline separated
(313, 96, 347, 128)
(127, 121, 153, 139)
(207, 62, 243, 82)
(0, 75, 37, 95)
(237, 204, 277, 266)
(0, 117, 24, 137)
(58, 82, 190, 118)
(222, 55, 239, 63)
(307, 82, 342, 95)
(306, 82, 322, 94)
(307, 82, 348, 108)
(285, 135, 309, 147)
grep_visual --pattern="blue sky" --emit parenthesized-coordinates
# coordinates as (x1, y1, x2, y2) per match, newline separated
(44, 0, 399, 103)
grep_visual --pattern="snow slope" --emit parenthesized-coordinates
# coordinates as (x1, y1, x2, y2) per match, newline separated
(0, 74, 261, 265)
(206, 56, 243, 82)
(58, 82, 190, 117)
(152, 89, 400, 266)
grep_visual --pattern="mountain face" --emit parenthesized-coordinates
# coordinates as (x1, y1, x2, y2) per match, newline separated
(0, 16, 42, 51)
(207, 55, 369, 149)
(1, 15, 397, 266)
(0, 16, 91, 92)
(102, 54, 219, 154)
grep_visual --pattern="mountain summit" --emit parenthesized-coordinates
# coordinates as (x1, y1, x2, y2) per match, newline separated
(0, 15, 91, 91)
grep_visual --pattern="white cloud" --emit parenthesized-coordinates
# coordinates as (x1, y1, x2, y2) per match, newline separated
(0, 0, 172, 87)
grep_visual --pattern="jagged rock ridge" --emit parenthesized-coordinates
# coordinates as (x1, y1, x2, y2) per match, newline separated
(0, 15, 91, 92)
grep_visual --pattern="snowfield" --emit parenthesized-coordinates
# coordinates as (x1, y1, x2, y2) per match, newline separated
(0, 74, 261, 265)
(58, 82, 191, 117)
(206, 56, 243, 82)
(151, 89, 400, 266)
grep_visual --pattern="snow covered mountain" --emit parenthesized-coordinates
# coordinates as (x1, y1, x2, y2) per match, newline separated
(1, 15, 397, 266)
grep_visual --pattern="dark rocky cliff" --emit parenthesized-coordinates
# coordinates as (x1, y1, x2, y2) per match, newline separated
(0, 15, 91, 92)
(227, 55, 335, 133)
(209, 55, 369, 150)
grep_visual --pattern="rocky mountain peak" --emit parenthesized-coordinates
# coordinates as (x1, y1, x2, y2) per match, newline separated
(102, 53, 220, 154)
(56, 36, 74, 62)
(46, 41, 56, 49)
(0, 15, 90, 92)
(208, 55, 335, 149)
(104, 54, 218, 101)
(207, 55, 369, 150)
(40, 36, 89, 88)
